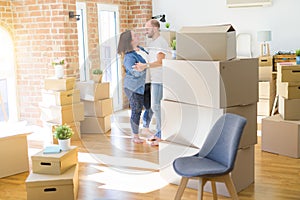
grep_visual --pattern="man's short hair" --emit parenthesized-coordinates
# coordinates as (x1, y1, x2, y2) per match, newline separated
(150, 19, 160, 29)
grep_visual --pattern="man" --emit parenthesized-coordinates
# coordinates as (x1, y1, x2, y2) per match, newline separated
(144, 19, 169, 146)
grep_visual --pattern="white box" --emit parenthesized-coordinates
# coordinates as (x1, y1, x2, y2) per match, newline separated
(259, 81, 275, 99)
(31, 146, 77, 175)
(162, 58, 258, 108)
(26, 164, 79, 200)
(161, 100, 257, 149)
(41, 89, 80, 106)
(176, 24, 236, 61)
(257, 99, 271, 116)
(83, 98, 113, 117)
(278, 95, 300, 120)
(262, 114, 300, 158)
(0, 132, 30, 178)
(40, 102, 84, 124)
(76, 81, 110, 101)
(80, 116, 111, 133)
(159, 141, 254, 197)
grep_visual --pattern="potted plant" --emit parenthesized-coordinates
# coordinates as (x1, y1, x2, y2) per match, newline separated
(171, 39, 176, 59)
(296, 49, 300, 65)
(92, 68, 103, 83)
(52, 58, 65, 79)
(53, 124, 74, 151)
(165, 22, 170, 29)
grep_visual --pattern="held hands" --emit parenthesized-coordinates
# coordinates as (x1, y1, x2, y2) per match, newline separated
(133, 62, 147, 72)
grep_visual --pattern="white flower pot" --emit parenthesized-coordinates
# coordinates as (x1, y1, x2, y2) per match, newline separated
(58, 138, 71, 151)
(54, 65, 64, 79)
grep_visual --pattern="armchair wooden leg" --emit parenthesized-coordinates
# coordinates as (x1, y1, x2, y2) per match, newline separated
(223, 174, 239, 200)
(175, 177, 189, 200)
(197, 178, 206, 200)
(211, 181, 218, 200)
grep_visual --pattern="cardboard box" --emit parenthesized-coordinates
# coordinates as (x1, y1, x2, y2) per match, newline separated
(277, 63, 300, 82)
(0, 133, 30, 178)
(161, 100, 257, 149)
(259, 81, 275, 99)
(40, 102, 84, 124)
(259, 56, 272, 67)
(76, 81, 110, 101)
(41, 89, 80, 106)
(259, 66, 272, 81)
(83, 98, 113, 117)
(26, 164, 79, 200)
(262, 114, 300, 158)
(278, 95, 300, 120)
(277, 81, 300, 99)
(31, 146, 77, 175)
(159, 141, 254, 197)
(257, 99, 271, 116)
(80, 116, 111, 133)
(44, 77, 76, 91)
(176, 24, 236, 61)
(162, 58, 258, 108)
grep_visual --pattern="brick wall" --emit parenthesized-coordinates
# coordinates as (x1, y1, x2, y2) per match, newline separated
(0, 0, 152, 125)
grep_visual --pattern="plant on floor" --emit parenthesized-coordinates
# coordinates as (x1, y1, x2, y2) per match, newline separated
(53, 124, 74, 140)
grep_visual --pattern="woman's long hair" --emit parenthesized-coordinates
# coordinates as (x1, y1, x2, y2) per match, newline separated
(117, 30, 133, 58)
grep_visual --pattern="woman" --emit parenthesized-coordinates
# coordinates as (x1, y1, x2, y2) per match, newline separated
(117, 30, 152, 143)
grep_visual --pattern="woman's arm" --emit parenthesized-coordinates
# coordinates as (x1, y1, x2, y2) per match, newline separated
(124, 55, 145, 77)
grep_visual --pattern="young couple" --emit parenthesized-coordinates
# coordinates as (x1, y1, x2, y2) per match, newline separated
(117, 19, 169, 146)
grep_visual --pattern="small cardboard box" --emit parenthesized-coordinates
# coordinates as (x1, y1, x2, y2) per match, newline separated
(0, 132, 30, 178)
(161, 100, 257, 149)
(163, 58, 258, 108)
(278, 95, 300, 120)
(40, 102, 84, 124)
(26, 164, 79, 200)
(262, 114, 300, 158)
(80, 116, 111, 133)
(259, 66, 272, 81)
(277, 63, 300, 83)
(259, 81, 276, 99)
(76, 81, 110, 101)
(44, 77, 76, 91)
(31, 146, 77, 175)
(41, 89, 80, 106)
(159, 141, 254, 197)
(83, 98, 113, 117)
(277, 81, 300, 99)
(176, 24, 236, 61)
(259, 56, 272, 66)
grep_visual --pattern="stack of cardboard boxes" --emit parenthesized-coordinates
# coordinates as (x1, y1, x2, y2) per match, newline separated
(262, 63, 300, 158)
(160, 24, 258, 196)
(76, 81, 112, 134)
(26, 146, 79, 200)
(40, 77, 84, 143)
(257, 56, 276, 116)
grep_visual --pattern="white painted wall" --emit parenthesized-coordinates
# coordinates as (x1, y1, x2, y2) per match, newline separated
(152, 0, 300, 57)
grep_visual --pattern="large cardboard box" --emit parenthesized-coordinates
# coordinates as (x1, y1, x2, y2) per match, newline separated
(80, 116, 111, 133)
(76, 81, 110, 101)
(163, 58, 258, 108)
(262, 114, 300, 158)
(176, 24, 236, 61)
(31, 146, 77, 175)
(0, 132, 30, 178)
(41, 89, 80, 106)
(277, 63, 300, 82)
(83, 98, 113, 117)
(278, 95, 300, 120)
(277, 81, 300, 99)
(161, 100, 257, 149)
(26, 164, 79, 200)
(159, 141, 254, 197)
(40, 102, 84, 124)
(44, 77, 76, 91)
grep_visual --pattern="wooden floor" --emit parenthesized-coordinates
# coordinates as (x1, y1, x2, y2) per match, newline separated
(1, 118, 300, 200)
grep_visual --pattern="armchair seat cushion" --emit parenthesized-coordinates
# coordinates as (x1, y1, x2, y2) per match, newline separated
(173, 156, 229, 178)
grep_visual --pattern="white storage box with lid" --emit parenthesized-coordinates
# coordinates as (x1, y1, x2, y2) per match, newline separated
(76, 81, 110, 101)
(31, 146, 77, 175)
(26, 164, 79, 200)
(41, 89, 80, 106)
